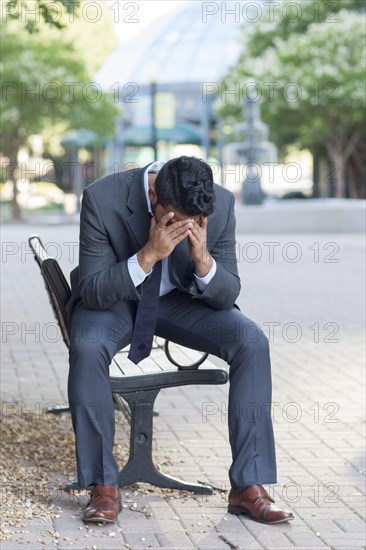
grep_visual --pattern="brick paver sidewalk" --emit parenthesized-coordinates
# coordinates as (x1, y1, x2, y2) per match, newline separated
(1, 222, 365, 550)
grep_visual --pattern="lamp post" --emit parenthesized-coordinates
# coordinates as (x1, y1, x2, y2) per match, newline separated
(241, 95, 265, 205)
(71, 145, 82, 213)
(150, 81, 158, 162)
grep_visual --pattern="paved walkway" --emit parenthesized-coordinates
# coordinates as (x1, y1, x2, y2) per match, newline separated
(1, 222, 365, 550)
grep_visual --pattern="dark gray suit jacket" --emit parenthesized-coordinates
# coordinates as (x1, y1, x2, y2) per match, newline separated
(67, 166, 241, 316)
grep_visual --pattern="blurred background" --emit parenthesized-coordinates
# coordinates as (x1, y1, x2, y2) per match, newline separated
(1, 0, 365, 225)
(1, 4, 366, 548)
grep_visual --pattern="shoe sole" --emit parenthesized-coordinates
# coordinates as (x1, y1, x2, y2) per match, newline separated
(227, 504, 294, 524)
(83, 516, 117, 524)
(83, 501, 122, 524)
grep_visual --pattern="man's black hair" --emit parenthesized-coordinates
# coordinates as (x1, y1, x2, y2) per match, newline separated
(154, 156, 215, 216)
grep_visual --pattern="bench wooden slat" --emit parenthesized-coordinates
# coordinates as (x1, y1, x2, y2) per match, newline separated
(28, 233, 228, 495)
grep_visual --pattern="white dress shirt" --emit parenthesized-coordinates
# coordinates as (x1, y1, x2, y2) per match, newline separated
(127, 162, 216, 296)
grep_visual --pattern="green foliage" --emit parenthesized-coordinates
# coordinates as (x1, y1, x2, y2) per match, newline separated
(2, 1, 118, 73)
(61, 2, 119, 74)
(1, 0, 119, 216)
(0, 21, 118, 160)
(4, 0, 80, 33)
(220, 2, 366, 165)
(246, 0, 364, 57)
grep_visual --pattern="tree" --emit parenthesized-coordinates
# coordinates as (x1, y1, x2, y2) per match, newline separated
(245, 0, 363, 57)
(0, 21, 118, 218)
(2, 0, 118, 74)
(220, 1, 366, 197)
(3, 0, 80, 33)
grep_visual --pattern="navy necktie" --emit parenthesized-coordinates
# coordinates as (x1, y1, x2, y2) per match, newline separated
(128, 260, 162, 364)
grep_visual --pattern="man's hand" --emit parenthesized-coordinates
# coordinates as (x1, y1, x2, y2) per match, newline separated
(137, 212, 193, 273)
(187, 217, 213, 277)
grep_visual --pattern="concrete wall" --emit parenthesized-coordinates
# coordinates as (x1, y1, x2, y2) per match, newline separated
(234, 199, 366, 233)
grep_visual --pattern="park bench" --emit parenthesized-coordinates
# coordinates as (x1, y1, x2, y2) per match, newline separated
(29, 235, 228, 495)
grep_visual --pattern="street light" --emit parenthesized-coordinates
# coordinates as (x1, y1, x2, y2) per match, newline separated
(150, 80, 158, 162)
(241, 95, 265, 205)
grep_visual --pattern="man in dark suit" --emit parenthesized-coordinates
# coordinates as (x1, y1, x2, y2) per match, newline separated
(67, 156, 293, 524)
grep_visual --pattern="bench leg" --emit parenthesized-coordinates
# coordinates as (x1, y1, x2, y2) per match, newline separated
(46, 404, 71, 414)
(117, 389, 213, 495)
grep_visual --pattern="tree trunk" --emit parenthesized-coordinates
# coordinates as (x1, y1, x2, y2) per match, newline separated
(346, 141, 366, 199)
(323, 129, 363, 198)
(3, 134, 23, 220)
(325, 147, 346, 198)
(7, 152, 22, 220)
(347, 162, 361, 198)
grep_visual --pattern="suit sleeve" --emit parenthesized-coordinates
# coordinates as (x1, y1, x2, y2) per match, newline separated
(192, 193, 241, 310)
(78, 186, 142, 310)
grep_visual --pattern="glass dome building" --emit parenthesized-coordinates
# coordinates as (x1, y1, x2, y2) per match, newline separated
(96, 1, 248, 86)
(94, 1, 264, 165)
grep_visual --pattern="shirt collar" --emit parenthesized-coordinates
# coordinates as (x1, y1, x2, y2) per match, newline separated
(143, 161, 165, 214)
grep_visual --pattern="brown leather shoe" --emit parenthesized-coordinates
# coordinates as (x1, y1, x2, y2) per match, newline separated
(83, 485, 122, 523)
(228, 484, 294, 524)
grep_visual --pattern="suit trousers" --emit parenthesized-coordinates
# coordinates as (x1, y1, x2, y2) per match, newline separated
(68, 289, 277, 489)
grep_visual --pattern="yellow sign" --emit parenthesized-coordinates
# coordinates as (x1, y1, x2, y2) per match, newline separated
(155, 93, 176, 129)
